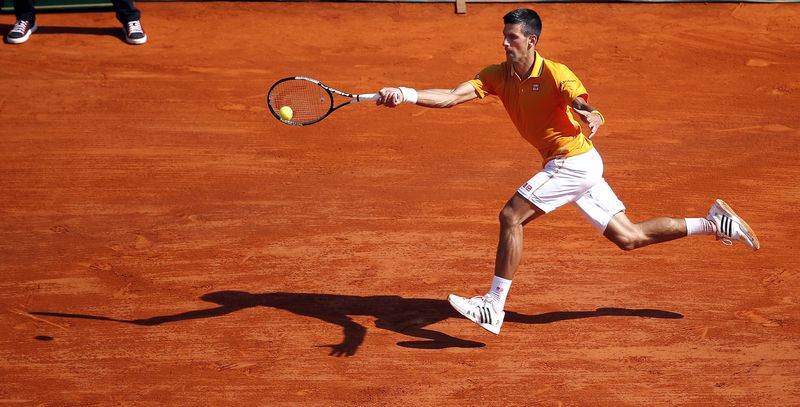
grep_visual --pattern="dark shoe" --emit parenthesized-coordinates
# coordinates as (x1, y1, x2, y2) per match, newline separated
(6, 20, 38, 44)
(123, 20, 147, 45)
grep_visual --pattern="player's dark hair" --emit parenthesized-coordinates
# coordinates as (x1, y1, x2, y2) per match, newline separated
(503, 8, 542, 38)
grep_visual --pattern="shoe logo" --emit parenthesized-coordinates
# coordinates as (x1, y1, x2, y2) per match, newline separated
(478, 306, 493, 325)
(495, 286, 504, 293)
(522, 183, 532, 192)
(721, 215, 732, 238)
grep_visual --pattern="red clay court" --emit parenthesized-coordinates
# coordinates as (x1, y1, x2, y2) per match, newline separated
(1, 2, 799, 405)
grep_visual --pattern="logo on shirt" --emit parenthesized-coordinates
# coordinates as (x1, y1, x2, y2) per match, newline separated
(532, 84, 540, 91)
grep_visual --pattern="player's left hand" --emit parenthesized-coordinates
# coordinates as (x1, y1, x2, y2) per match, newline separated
(573, 108, 603, 139)
(377, 87, 403, 107)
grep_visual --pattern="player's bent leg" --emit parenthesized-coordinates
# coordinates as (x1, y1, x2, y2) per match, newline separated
(604, 212, 687, 251)
(574, 179, 686, 250)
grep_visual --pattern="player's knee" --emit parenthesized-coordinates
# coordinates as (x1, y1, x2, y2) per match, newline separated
(615, 239, 637, 251)
(609, 231, 641, 251)
(498, 206, 523, 228)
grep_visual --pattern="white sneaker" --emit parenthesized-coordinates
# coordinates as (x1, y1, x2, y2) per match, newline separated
(707, 199, 760, 250)
(447, 294, 504, 335)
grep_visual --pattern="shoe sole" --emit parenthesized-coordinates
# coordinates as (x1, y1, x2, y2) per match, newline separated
(716, 199, 760, 250)
(6, 24, 37, 44)
(447, 295, 503, 335)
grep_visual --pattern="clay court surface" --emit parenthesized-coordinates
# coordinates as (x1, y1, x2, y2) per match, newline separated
(1, 2, 799, 405)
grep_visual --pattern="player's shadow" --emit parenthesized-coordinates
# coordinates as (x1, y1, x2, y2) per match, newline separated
(30, 291, 683, 357)
(0, 23, 122, 42)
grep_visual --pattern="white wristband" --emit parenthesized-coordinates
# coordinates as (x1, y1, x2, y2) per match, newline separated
(398, 87, 418, 104)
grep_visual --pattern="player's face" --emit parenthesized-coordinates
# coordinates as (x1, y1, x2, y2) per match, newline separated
(503, 23, 536, 64)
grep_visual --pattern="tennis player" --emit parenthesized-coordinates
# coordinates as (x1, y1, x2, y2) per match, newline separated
(376, 8, 759, 335)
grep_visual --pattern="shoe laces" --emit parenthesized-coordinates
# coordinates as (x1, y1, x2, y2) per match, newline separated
(11, 20, 30, 34)
(126, 20, 144, 34)
(467, 294, 487, 303)
(468, 295, 496, 310)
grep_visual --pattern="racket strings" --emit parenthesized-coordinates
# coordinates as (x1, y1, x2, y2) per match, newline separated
(269, 80, 331, 124)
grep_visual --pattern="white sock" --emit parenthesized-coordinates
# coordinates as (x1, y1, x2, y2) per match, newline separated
(488, 275, 512, 310)
(685, 218, 716, 236)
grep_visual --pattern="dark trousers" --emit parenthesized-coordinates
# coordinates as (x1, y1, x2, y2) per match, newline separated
(14, 0, 141, 24)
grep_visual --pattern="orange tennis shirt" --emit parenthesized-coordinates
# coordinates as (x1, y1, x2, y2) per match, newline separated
(468, 51, 593, 164)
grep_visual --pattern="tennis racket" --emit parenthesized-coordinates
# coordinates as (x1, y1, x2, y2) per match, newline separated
(267, 77, 380, 126)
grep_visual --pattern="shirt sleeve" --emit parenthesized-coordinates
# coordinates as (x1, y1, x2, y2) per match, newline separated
(468, 64, 503, 99)
(555, 64, 589, 103)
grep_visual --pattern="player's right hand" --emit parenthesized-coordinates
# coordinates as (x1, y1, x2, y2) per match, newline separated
(377, 87, 403, 107)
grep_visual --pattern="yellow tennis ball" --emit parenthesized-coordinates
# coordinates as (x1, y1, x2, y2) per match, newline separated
(278, 106, 293, 120)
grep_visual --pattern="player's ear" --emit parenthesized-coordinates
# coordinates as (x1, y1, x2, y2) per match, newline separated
(529, 34, 538, 47)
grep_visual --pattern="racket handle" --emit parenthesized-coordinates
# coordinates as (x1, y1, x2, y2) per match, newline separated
(356, 93, 380, 102)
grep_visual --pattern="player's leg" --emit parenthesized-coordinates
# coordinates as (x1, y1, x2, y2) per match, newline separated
(604, 205, 759, 250)
(448, 193, 544, 335)
(574, 179, 712, 250)
(495, 192, 546, 280)
(603, 212, 691, 251)
(577, 182, 759, 250)
(448, 151, 600, 334)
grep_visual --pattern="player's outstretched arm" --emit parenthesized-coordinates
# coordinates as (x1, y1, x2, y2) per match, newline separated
(377, 81, 478, 108)
(571, 96, 605, 139)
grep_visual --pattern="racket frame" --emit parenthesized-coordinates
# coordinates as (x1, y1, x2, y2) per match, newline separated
(267, 76, 378, 126)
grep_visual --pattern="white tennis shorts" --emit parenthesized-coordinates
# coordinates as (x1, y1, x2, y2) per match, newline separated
(517, 148, 626, 232)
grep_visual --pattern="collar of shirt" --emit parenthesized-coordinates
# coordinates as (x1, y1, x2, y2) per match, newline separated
(511, 51, 545, 81)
